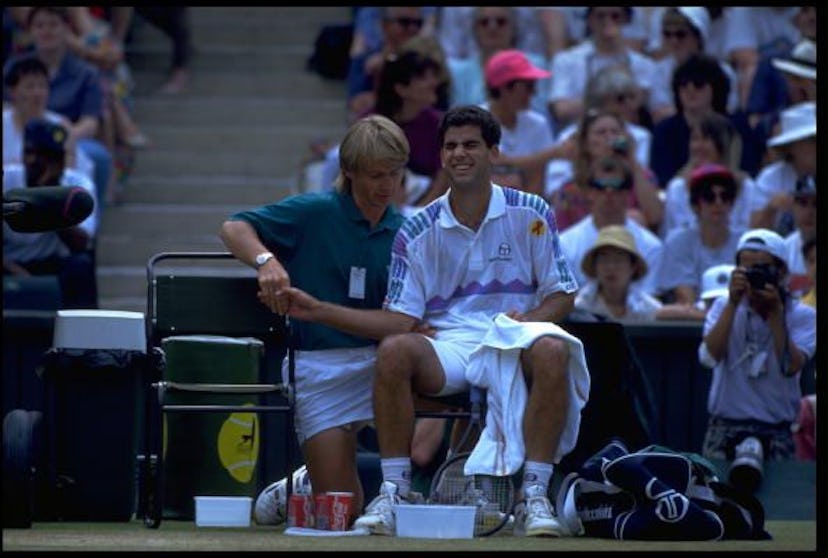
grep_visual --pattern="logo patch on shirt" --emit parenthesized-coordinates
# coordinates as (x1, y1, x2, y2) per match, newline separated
(530, 219, 545, 236)
(489, 242, 513, 262)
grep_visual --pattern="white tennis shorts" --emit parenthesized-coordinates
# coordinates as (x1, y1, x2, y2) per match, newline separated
(423, 336, 474, 396)
(282, 346, 376, 444)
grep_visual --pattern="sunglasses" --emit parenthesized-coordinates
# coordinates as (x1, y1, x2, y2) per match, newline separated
(699, 189, 735, 204)
(678, 77, 708, 89)
(589, 176, 632, 191)
(662, 29, 690, 40)
(390, 17, 423, 29)
(476, 16, 509, 28)
(614, 92, 636, 103)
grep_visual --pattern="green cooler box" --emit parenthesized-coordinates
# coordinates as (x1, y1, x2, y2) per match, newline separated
(161, 335, 264, 519)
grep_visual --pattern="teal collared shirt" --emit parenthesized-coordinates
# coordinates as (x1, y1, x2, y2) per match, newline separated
(229, 190, 403, 350)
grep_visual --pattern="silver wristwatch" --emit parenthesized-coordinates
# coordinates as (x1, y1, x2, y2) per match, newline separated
(254, 251, 274, 269)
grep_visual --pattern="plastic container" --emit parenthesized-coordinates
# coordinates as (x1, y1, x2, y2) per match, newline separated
(393, 504, 476, 539)
(194, 496, 252, 527)
(53, 310, 146, 351)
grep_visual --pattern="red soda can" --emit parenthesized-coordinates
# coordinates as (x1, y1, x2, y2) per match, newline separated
(287, 493, 314, 528)
(328, 492, 354, 531)
(313, 493, 332, 530)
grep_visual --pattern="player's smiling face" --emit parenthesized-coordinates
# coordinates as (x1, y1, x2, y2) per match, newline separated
(440, 125, 497, 189)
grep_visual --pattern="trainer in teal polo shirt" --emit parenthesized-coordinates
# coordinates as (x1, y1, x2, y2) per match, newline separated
(228, 190, 404, 351)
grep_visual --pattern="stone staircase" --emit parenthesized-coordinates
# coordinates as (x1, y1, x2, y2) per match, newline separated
(97, 7, 352, 312)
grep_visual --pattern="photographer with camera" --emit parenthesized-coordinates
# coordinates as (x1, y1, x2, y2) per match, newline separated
(697, 228, 815, 494)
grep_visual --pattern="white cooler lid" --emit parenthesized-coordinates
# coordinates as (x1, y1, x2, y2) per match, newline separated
(53, 309, 146, 352)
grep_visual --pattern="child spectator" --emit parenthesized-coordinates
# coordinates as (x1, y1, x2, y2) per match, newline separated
(574, 225, 662, 322)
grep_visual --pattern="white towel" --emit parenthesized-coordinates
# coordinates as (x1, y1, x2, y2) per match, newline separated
(463, 314, 591, 476)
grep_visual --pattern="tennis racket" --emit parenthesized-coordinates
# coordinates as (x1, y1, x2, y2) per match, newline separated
(428, 451, 516, 536)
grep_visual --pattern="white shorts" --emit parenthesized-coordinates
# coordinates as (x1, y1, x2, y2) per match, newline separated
(282, 346, 376, 444)
(423, 336, 474, 396)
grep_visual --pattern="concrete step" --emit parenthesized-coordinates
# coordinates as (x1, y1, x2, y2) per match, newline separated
(132, 96, 348, 128)
(117, 175, 296, 205)
(130, 67, 348, 98)
(130, 135, 330, 176)
(99, 203, 248, 237)
(126, 45, 333, 74)
(96, 232, 228, 267)
(128, 125, 340, 162)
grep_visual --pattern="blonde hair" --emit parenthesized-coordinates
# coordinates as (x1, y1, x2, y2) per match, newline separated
(335, 114, 410, 193)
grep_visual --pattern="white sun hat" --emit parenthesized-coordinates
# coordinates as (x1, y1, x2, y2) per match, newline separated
(700, 264, 735, 302)
(772, 39, 816, 81)
(767, 102, 816, 148)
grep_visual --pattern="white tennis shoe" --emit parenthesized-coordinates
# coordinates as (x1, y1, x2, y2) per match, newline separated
(514, 484, 567, 537)
(253, 464, 311, 525)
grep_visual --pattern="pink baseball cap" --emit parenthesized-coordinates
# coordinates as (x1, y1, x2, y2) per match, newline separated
(484, 49, 551, 89)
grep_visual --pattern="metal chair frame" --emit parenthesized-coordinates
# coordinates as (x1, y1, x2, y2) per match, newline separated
(139, 252, 296, 528)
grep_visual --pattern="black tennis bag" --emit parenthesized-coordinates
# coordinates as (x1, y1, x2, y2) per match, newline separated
(555, 439, 771, 541)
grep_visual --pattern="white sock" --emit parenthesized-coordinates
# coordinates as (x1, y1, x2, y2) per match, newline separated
(380, 457, 412, 498)
(521, 461, 554, 495)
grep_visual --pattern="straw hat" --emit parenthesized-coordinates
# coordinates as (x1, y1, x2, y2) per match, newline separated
(581, 225, 648, 280)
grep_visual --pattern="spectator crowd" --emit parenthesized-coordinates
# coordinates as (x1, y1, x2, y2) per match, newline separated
(3, 5, 817, 535)
(4, 6, 192, 308)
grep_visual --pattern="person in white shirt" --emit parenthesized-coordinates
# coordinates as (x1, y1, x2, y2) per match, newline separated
(722, 7, 802, 111)
(560, 155, 663, 296)
(446, 7, 552, 127)
(657, 164, 744, 306)
(480, 49, 568, 196)
(3, 118, 98, 308)
(749, 101, 816, 236)
(547, 6, 657, 131)
(661, 111, 754, 240)
(782, 174, 816, 298)
(698, 228, 816, 492)
(2, 55, 94, 183)
(574, 224, 662, 322)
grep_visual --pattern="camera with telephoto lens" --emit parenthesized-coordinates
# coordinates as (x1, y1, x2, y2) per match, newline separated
(744, 263, 778, 290)
(611, 136, 629, 156)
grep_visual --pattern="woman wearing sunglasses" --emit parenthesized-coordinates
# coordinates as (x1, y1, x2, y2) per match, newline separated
(656, 163, 745, 307)
(661, 110, 755, 239)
